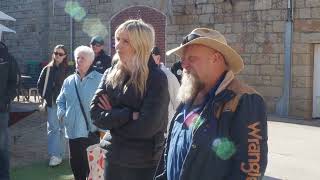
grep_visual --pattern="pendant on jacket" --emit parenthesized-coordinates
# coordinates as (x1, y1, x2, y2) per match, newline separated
(211, 137, 236, 160)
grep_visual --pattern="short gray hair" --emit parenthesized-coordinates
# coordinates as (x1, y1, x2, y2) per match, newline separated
(74, 45, 95, 62)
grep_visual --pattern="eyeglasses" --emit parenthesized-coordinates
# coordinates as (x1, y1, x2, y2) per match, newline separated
(53, 52, 65, 56)
(182, 34, 201, 45)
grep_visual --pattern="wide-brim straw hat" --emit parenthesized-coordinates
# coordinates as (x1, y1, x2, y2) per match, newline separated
(166, 28, 244, 74)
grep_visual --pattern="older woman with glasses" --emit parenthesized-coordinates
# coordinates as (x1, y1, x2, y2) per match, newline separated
(37, 44, 69, 167)
(90, 19, 169, 180)
(56, 45, 102, 180)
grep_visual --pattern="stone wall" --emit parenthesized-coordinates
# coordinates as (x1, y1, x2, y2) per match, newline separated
(290, 0, 320, 118)
(166, 0, 320, 118)
(1, 0, 49, 71)
(47, 0, 168, 61)
(1, 0, 320, 118)
(167, 0, 289, 114)
(110, 6, 166, 59)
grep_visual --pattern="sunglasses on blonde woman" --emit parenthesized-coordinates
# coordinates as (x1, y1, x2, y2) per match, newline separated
(53, 52, 65, 56)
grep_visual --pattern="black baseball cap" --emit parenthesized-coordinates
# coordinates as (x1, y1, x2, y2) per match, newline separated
(90, 36, 104, 45)
(152, 47, 161, 56)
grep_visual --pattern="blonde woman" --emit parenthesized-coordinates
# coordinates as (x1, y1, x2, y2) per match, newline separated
(37, 44, 69, 167)
(90, 19, 169, 180)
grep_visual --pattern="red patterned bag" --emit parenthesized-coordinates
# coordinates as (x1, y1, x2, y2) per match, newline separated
(87, 144, 107, 180)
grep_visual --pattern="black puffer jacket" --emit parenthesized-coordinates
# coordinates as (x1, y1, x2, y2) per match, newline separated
(0, 42, 19, 112)
(92, 50, 112, 74)
(37, 64, 68, 107)
(90, 57, 169, 168)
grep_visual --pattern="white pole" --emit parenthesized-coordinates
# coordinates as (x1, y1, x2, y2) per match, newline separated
(0, 31, 2, 40)
(276, 0, 293, 117)
(313, 44, 320, 118)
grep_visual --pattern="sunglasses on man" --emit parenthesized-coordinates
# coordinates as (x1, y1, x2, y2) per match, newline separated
(182, 33, 201, 45)
(91, 43, 103, 47)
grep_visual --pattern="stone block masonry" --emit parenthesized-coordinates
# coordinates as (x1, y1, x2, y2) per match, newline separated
(2, 0, 320, 119)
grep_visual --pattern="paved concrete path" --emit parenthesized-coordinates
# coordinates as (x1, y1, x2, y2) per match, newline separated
(10, 109, 48, 168)
(9, 106, 320, 179)
(264, 121, 320, 180)
(9, 102, 68, 168)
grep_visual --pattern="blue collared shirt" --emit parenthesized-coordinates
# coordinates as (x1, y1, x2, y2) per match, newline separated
(166, 72, 226, 180)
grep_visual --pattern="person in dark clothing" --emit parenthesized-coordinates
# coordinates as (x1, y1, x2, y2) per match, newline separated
(154, 28, 268, 180)
(37, 44, 69, 167)
(0, 41, 20, 180)
(170, 60, 182, 83)
(152, 47, 180, 131)
(90, 19, 169, 180)
(90, 36, 112, 74)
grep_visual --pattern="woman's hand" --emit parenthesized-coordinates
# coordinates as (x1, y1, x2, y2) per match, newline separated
(132, 112, 139, 120)
(98, 94, 112, 110)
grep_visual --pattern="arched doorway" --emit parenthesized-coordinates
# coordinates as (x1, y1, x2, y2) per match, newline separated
(110, 6, 166, 63)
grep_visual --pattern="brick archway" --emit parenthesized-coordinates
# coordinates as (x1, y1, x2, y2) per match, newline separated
(110, 6, 166, 63)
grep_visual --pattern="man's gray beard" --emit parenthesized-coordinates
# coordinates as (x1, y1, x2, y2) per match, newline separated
(177, 71, 203, 103)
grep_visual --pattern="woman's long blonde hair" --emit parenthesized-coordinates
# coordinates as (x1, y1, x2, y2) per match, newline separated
(106, 19, 155, 97)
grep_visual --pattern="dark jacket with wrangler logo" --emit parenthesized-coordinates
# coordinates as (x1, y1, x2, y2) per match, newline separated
(154, 71, 268, 180)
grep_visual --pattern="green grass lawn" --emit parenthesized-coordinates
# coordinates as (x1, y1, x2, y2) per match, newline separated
(11, 160, 74, 180)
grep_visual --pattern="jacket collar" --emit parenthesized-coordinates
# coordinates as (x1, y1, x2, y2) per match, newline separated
(148, 55, 158, 70)
(205, 70, 236, 108)
(215, 70, 235, 96)
(76, 67, 96, 79)
(86, 70, 97, 79)
(95, 50, 106, 60)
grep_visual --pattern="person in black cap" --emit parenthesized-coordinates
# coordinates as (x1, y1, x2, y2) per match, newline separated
(90, 36, 112, 74)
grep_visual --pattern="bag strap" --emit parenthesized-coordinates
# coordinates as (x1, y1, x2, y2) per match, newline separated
(73, 76, 90, 132)
(42, 66, 50, 97)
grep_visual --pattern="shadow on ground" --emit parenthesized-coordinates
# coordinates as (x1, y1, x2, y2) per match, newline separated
(263, 176, 283, 180)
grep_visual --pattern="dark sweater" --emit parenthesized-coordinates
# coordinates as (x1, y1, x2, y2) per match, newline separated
(0, 42, 19, 112)
(37, 64, 68, 107)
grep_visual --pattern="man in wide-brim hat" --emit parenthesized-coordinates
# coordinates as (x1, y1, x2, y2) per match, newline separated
(155, 28, 268, 180)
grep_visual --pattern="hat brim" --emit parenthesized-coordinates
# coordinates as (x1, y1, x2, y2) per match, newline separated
(166, 37, 244, 74)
